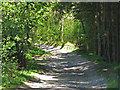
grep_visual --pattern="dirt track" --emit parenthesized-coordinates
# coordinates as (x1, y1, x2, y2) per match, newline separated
(17, 44, 108, 89)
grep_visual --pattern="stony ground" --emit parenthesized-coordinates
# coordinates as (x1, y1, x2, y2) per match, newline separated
(17, 44, 108, 89)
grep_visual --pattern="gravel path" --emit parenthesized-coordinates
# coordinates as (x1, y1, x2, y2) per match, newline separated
(17, 44, 108, 89)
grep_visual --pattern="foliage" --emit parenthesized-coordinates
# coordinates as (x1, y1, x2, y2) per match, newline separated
(2, 36, 18, 77)
(2, 71, 32, 88)
(2, 2, 120, 89)
(28, 45, 51, 56)
(2, 43, 49, 88)
(2, 2, 54, 88)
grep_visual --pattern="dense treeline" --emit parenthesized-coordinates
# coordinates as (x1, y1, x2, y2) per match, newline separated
(72, 2, 120, 63)
(2, 2, 120, 88)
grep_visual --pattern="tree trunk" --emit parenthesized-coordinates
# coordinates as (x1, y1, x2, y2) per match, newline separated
(118, 2, 120, 64)
(96, 2, 101, 56)
(118, 3, 120, 88)
(111, 3, 119, 63)
(81, 21, 89, 51)
(61, 18, 64, 42)
(103, 2, 112, 62)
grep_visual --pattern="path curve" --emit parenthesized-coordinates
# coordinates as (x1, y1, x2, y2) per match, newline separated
(17, 44, 108, 89)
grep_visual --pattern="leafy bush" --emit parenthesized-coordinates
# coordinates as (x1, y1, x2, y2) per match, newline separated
(28, 45, 51, 55)
(2, 38, 18, 77)
(2, 37, 50, 88)
(2, 38, 20, 88)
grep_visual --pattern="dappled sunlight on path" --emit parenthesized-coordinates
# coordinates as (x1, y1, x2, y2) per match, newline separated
(18, 44, 107, 89)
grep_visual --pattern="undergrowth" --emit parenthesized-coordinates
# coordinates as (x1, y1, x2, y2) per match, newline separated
(2, 45, 51, 88)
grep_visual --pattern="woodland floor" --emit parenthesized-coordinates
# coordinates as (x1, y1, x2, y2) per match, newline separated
(16, 44, 108, 89)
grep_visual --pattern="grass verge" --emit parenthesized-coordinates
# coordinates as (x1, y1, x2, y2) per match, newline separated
(73, 49, 120, 89)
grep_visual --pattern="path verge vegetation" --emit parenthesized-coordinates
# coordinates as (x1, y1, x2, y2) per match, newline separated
(1, 2, 120, 89)
(2, 44, 51, 88)
(73, 49, 119, 88)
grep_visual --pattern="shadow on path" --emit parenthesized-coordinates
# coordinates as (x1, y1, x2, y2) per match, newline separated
(17, 44, 108, 89)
